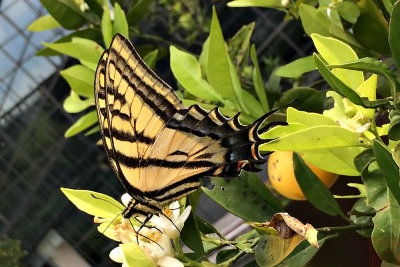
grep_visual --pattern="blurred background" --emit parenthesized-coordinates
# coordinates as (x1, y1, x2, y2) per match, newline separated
(0, 0, 368, 266)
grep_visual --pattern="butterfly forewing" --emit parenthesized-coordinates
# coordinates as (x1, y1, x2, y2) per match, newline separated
(95, 34, 275, 214)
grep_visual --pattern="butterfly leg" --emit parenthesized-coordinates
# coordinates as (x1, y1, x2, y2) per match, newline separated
(127, 216, 163, 249)
(160, 211, 181, 234)
(134, 216, 163, 234)
(135, 214, 153, 245)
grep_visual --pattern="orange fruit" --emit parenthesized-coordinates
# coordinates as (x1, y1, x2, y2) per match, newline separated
(268, 151, 339, 201)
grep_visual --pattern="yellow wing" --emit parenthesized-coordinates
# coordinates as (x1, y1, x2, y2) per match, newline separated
(95, 34, 183, 192)
(95, 34, 276, 201)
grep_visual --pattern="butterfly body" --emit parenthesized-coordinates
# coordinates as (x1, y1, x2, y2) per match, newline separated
(95, 34, 275, 218)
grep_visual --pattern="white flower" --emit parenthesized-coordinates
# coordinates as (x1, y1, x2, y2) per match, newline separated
(107, 197, 190, 267)
(109, 227, 183, 267)
(109, 247, 124, 263)
(281, 0, 289, 7)
(121, 193, 132, 207)
(74, 0, 89, 12)
(150, 201, 192, 239)
(337, 111, 371, 134)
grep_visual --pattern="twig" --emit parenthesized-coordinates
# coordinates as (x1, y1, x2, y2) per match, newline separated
(317, 222, 373, 234)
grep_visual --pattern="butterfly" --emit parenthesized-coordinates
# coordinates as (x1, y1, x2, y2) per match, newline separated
(94, 33, 278, 223)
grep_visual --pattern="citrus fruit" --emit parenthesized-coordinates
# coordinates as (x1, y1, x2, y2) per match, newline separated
(268, 151, 339, 200)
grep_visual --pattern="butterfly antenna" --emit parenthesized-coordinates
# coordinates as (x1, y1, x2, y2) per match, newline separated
(102, 214, 120, 234)
(160, 211, 181, 233)
(91, 193, 124, 212)
(169, 205, 184, 211)
(94, 213, 121, 239)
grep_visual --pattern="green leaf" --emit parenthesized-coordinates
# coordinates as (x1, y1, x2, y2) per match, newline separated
(311, 33, 363, 90)
(373, 140, 400, 205)
(314, 54, 389, 108)
(36, 29, 102, 57)
(236, 229, 259, 241)
(120, 243, 156, 267)
(101, 4, 112, 48)
(250, 45, 269, 112)
(299, 5, 364, 51)
(142, 49, 158, 70)
(335, 1, 360, 24)
(260, 125, 362, 151)
(216, 249, 239, 264)
(227, 0, 282, 8)
(63, 91, 93, 113)
(170, 46, 222, 102)
(302, 147, 363, 176)
(195, 215, 224, 238)
(393, 143, 400, 168)
(65, 110, 98, 137)
(60, 64, 95, 98)
(228, 54, 246, 112)
(293, 152, 344, 216)
(228, 23, 254, 71)
(43, 38, 104, 70)
(355, 149, 388, 210)
(371, 190, 400, 265)
(299, 4, 331, 37)
(353, 0, 390, 55)
(39, 0, 91, 29)
(84, 0, 103, 17)
(112, 3, 129, 38)
(313, 53, 361, 105)
(27, 14, 60, 31)
(383, 0, 394, 13)
(202, 172, 282, 222)
(262, 124, 308, 140)
(181, 204, 205, 257)
(349, 198, 374, 237)
(389, 1, 400, 68)
(126, 0, 154, 26)
(199, 37, 210, 77)
(203, 241, 219, 254)
(286, 107, 335, 126)
(61, 188, 124, 218)
(279, 87, 323, 113)
(201, 261, 220, 267)
(276, 235, 335, 267)
(323, 91, 347, 121)
(275, 56, 315, 78)
(242, 90, 264, 119)
(207, 7, 235, 98)
(354, 148, 375, 173)
(84, 125, 100, 136)
(364, 162, 388, 210)
(327, 57, 398, 104)
(389, 111, 400, 141)
(355, 74, 377, 119)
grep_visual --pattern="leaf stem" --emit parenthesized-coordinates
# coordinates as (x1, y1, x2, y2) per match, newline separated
(173, 239, 203, 267)
(201, 235, 256, 247)
(348, 209, 376, 217)
(369, 115, 384, 144)
(316, 222, 373, 234)
(219, 237, 259, 267)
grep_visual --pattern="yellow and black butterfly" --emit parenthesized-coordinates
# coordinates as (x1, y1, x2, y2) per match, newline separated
(95, 34, 278, 222)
